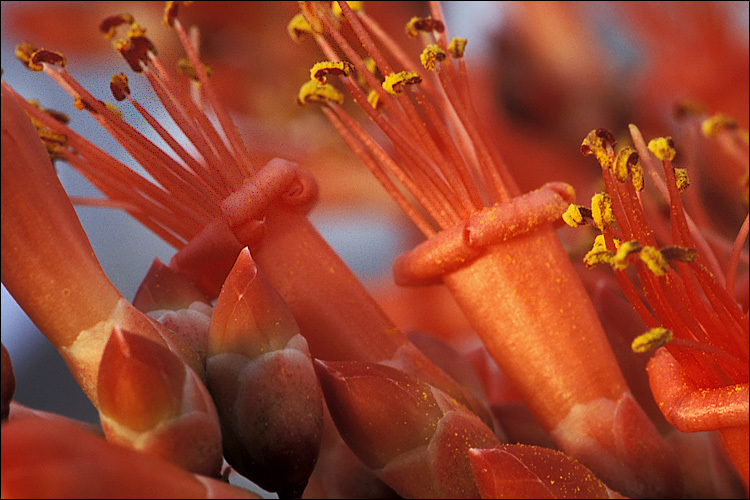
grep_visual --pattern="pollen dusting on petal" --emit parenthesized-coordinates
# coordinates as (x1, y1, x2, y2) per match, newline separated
(15, 42, 40, 70)
(405, 16, 445, 39)
(701, 113, 737, 138)
(297, 80, 344, 105)
(591, 192, 614, 230)
(612, 240, 642, 271)
(581, 129, 616, 168)
(177, 58, 212, 81)
(631, 327, 673, 353)
(674, 167, 690, 193)
(310, 61, 354, 84)
(420, 45, 446, 71)
(647, 137, 676, 162)
(613, 146, 638, 183)
(382, 71, 421, 95)
(448, 37, 468, 58)
(639, 245, 669, 276)
(332, 1, 364, 18)
(99, 14, 135, 39)
(29, 49, 67, 71)
(660, 245, 697, 263)
(164, 1, 192, 28)
(367, 89, 381, 109)
(110, 73, 130, 101)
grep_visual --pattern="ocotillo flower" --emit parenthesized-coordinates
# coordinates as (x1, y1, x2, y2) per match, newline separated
(1, 417, 257, 499)
(294, 1, 679, 496)
(207, 248, 323, 498)
(314, 359, 500, 498)
(5, 4, 488, 421)
(0, 83, 222, 476)
(569, 125, 749, 490)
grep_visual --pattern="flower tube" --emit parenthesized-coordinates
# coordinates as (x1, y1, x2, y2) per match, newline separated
(1, 83, 221, 476)
(294, 1, 680, 496)
(4, 3, 489, 422)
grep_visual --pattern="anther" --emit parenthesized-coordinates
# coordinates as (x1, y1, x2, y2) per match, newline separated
(647, 137, 676, 162)
(674, 167, 690, 193)
(99, 14, 135, 39)
(164, 1, 192, 28)
(420, 45, 446, 71)
(591, 192, 615, 230)
(310, 61, 354, 85)
(448, 38, 467, 58)
(110, 73, 130, 101)
(177, 59, 212, 81)
(612, 240, 642, 271)
(367, 89, 381, 109)
(332, 1, 364, 18)
(659, 246, 697, 263)
(15, 42, 39, 70)
(297, 80, 344, 106)
(639, 246, 669, 276)
(613, 146, 638, 183)
(382, 71, 421, 95)
(29, 49, 67, 72)
(631, 327, 673, 353)
(288, 13, 315, 42)
(701, 114, 737, 139)
(562, 204, 592, 228)
(581, 129, 616, 168)
(405, 16, 445, 39)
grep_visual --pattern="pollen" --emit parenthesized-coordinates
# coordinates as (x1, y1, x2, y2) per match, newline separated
(15, 42, 38, 70)
(647, 137, 676, 162)
(591, 192, 614, 230)
(310, 61, 355, 84)
(639, 246, 669, 276)
(448, 37, 468, 58)
(367, 89, 381, 109)
(26, 49, 66, 72)
(612, 240, 642, 271)
(164, 1, 192, 28)
(674, 167, 690, 193)
(177, 58, 213, 81)
(99, 14, 135, 39)
(382, 71, 422, 95)
(405, 16, 445, 39)
(420, 45, 446, 71)
(583, 246, 614, 269)
(631, 161, 644, 191)
(631, 327, 673, 353)
(297, 80, 344, 105)
(701, 113, 737, 138)
(332, 1, 364, 18)
(562, 204, 585, 227)
(357, 57, 378, 87)
(613, 146, 638, 183)
(110, 73, 130, 101)
(288, 13, 315, 42)
(581, 129, 616, 168)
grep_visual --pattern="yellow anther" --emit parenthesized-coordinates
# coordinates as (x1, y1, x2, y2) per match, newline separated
(310, 61, 354, 84)
(297, 80, 344, 105)
(103, 102, 123, 119)
(288, 13, 316, 41)
(420, 45, 446, 71)
(99, 14, 135, 39)
(448, 37, 467, 58)
(639, 245, 669, 276)
(127, 23, 148, 39)
(177, 58, 212, 81)
(406, 16, 445, 39)
(631, 162, 644, 191)
(116, 35, 156, 73)
(612, 240, 642, 271)
(164, 1, 192, 28)
(674, 167, 690, 193)
(591, 192, 614, 230)
(613, 146, 638, 183)
(110, 73, 130, 101)
(25, 49, 66, 72)
(562, 204, 584, 228)
(299, 1, 338, 34)
(15, 42, 39, 70)
(356, 57, 378, 87)
(332, 1, 364, 17)
(631, 327, 673, 353)
(660, 245, 697, 263)
(367, 89, 381, 109)
(583, 247, 614, 269)
(581, 129, 616, 168)
(73, 97, 87, 111)
(701, 113, 737, 138)
(27, 99, 70, 125)
(647, 137, 676, 162)
(382, 71, 421, 95)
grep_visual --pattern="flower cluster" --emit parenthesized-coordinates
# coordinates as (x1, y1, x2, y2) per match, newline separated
(1, 1, 748, 499)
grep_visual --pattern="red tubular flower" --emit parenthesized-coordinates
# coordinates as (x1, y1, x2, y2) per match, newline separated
(295, 1, 679, 496)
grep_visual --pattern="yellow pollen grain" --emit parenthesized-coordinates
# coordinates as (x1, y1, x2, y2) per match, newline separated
(613, 146, 638, 183)
(420, 45, 446, 71)
(448, 37, 467, 58)
(382, 71, 421, 95)
(647, 137, 676, 162)
(581, 129, 616, 168)
(562, 204, 584, 228)
(310, 61, 354, 84)
(674, 168, 690, 193)
(612, 240, 642, 271)
(632, 327, 673, 353)
(591, 192, 614, 230)
(297, 80, 344, 106)
(639, 246, 669, 276)
(631, 162, 644, 191)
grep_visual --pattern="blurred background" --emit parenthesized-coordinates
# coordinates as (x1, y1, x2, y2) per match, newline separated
(2, 1, 748, 426)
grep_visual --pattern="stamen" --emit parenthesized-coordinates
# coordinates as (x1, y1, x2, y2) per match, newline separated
(581, 129, 616, 168)
(639, 246, 669, 276)
(310, 61, 354, 84)
(29, 49, 66, 72)
(447, 38, 467, 58)
(613, 146, 638, 183)
(701, 113, 737, 138)
(382, 71, 421, 95)
(99, 13, 135, 39)
(591, 192, 615, 230)
(163, 1, 192, 28)
(647, 137, 676, 162)
(405, 16, 445, 39)
(366, 89, 381, 109)
(631, 327, 673, 353)
(110, 73, 130, 101)
(612, 240, 643, 271)
(660, 246, 697, 263)
(176, 58, 212, 81)
(674, 168, 690, 193)
(562, 204, 586, 227)
(297, 80, 344, 105)
(420, 45, 446, 71)
(331, 1, 364, 17)
(287, 13, 316, 42)
(15, 42, 39, 69)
